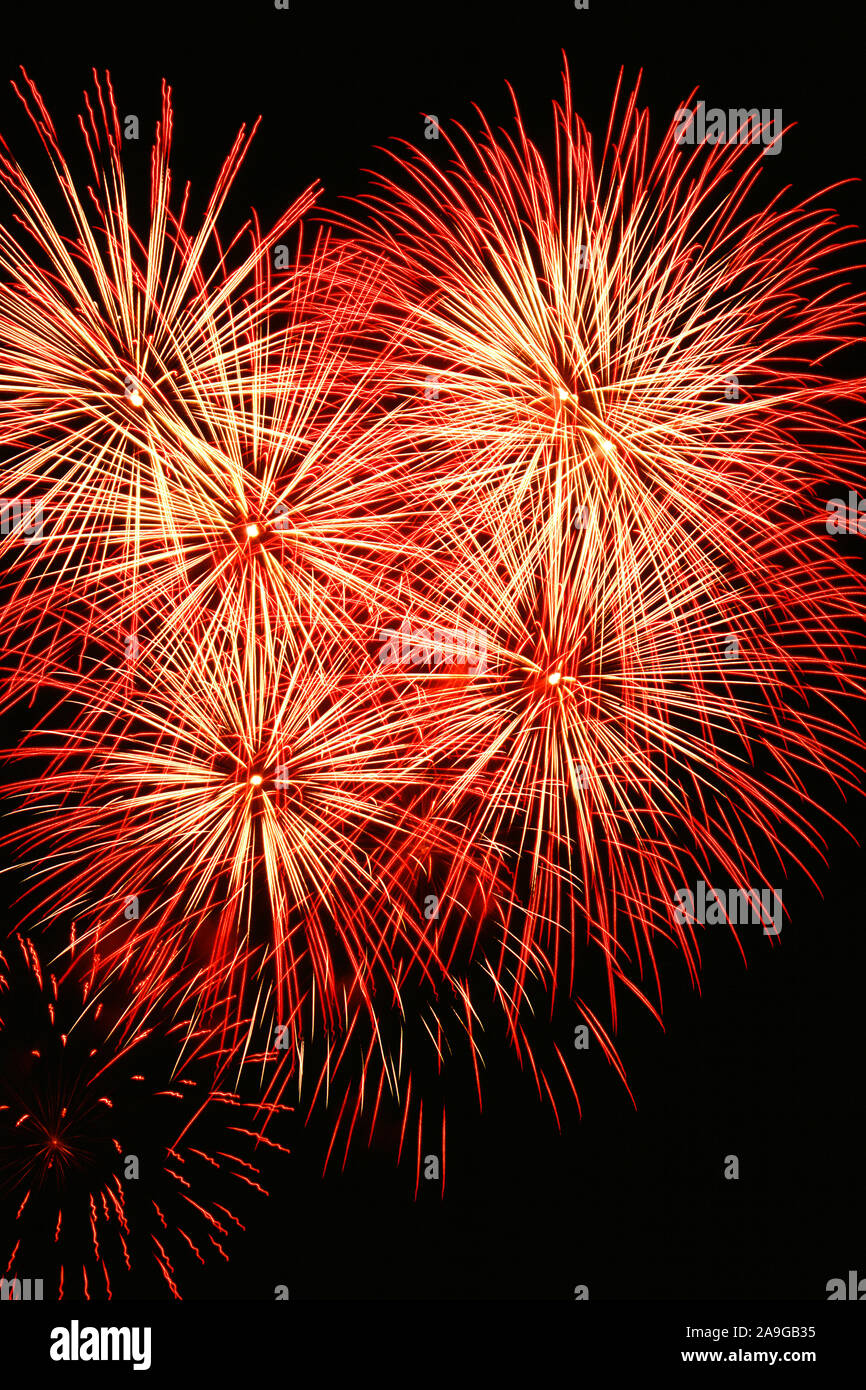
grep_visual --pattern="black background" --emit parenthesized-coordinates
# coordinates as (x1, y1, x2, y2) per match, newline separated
(1, 0, 863, 1304)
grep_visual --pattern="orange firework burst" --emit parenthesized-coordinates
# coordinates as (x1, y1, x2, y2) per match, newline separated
(0, 601, 510, 1056)
(375, 481, 865, 1029)
(333, 64, 866, 633)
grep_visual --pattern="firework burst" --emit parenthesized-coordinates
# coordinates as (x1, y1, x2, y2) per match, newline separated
(0, 601, 512, 1057)
(0, 932, 289, 1299)
(333, 65, 866, 637)
(375, 480, 864, 1028)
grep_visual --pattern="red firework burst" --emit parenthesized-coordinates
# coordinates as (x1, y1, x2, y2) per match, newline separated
(373, 485, 864, 1026)
(0, 600, 512, 1058)
(0, 932, 290, 1299)
(332, 63, 866, 637)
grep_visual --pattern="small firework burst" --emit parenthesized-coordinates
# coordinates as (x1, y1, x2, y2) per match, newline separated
(0, 933, 289, 1298)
